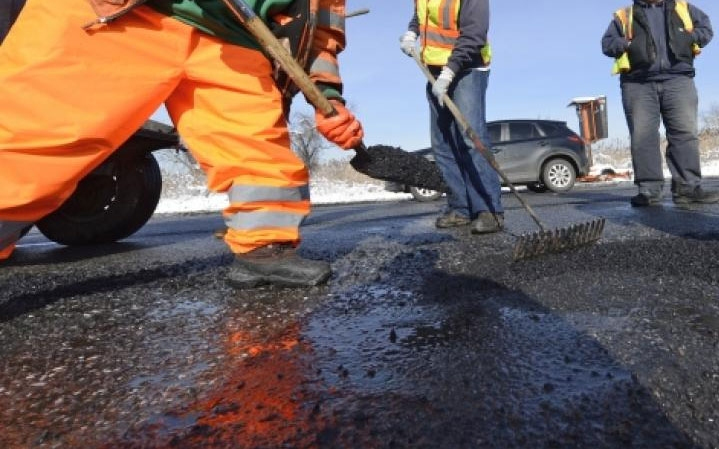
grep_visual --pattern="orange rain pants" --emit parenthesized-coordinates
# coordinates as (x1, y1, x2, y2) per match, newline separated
(0, 0, 311, 259)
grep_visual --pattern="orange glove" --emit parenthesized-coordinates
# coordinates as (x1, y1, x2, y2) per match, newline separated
(315, 100, 364, 150)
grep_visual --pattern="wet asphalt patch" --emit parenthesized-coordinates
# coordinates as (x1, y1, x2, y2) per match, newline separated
(1, 205, 718, 448)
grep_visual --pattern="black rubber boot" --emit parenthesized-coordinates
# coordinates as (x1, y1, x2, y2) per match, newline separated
(630, 192, 662, 207)
(672, 186, 719, 205)
(227, 244, 331, 288)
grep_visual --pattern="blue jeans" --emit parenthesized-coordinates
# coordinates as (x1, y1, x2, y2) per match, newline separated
(621, 76, 702, 195)
(427, 68, 502, 218)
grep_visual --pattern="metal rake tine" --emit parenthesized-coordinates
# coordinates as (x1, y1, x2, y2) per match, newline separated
(511, 217, 607, 261)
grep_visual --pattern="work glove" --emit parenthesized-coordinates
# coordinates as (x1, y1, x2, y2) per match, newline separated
(399, 30, 418, 57)
(315, 100, 364, 150)
(432, 66, 455, 107)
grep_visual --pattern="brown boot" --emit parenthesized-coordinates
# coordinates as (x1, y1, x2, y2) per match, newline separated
(471, 212, 504, 234)
(435, 210, 471, 228)
(227, 244, 331, 288)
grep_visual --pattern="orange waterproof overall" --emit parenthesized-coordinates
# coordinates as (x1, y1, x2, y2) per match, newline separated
(0, 0, 310, 260)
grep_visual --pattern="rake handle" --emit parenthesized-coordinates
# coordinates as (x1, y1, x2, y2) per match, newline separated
(222, 0, 368, 153)
(411, 51, 547, 231)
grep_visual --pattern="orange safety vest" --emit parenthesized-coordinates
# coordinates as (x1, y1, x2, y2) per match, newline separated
(416, 0, 491, 67)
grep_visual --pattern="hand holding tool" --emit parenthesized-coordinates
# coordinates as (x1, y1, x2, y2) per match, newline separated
(314, 99, 363, 150)
(399, 31, 418, 57)
(431, 66, 455, 107)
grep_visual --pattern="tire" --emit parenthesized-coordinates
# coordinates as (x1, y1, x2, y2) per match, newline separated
(37, 153, 162, 246)
(526, 182, 549, 193)
(409, 185, 442, 202)
(542, 158, 576, 193)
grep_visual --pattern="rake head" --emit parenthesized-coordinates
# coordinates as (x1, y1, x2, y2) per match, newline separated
(512, 218, 606, 261)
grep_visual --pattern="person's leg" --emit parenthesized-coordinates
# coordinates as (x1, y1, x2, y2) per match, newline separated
(0, 1, 188, 259)
(427, 79, 471, 225)
(449, 68, 503, 218)
(165, 33, 329, 287)
(660, 76, 709, 197)
(621, 81, 664, 201)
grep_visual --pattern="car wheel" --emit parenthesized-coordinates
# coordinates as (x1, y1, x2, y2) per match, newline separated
(36, 152, 162, 246)
(409, 185, 442, 202)
(542, 158, 576, 193)
(526, 182, 549, 193)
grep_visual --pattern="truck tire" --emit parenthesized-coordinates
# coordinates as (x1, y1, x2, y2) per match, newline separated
(36, 153, 162, 246)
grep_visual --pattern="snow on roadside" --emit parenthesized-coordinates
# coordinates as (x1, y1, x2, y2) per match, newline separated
(155, 150, 719, 215)
(155, 179, 412, 214)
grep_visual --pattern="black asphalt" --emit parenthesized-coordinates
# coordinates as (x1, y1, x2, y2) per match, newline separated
(1, 180, 718, 449)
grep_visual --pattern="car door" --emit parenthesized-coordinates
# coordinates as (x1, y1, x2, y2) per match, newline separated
(492, 121, 546, 183)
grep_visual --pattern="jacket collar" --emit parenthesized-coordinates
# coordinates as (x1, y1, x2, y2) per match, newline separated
(634, 0, 665, 7)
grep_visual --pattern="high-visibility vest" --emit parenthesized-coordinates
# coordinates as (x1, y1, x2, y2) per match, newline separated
(612, 0, 700, 75)
(416, 0, 492, 67)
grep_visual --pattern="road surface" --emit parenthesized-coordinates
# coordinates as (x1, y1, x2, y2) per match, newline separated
(1, 180, 718, 448)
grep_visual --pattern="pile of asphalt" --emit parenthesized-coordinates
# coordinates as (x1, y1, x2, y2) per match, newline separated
(350, 145, 448, 192)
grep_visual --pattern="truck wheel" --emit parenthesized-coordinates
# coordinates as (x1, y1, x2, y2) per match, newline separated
(36, 153, 162, 246)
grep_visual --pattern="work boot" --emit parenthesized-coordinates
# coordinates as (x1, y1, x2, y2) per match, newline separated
(213, 227, 228, 239)
(227, 243, 331, 288)
(630, 192, 662, 207)
(471, 212, 504, 234)
(435, 210, 471, 228)
(672, 186, 719, 205)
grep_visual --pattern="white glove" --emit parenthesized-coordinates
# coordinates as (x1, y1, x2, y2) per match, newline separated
(432, 66, 455, 107)
(399, 30, 418, 57)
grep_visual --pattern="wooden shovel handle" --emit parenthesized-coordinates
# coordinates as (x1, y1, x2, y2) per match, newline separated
(222, 0, 336, 117)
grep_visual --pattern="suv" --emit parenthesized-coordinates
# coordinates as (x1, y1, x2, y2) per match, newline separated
(386, 119, 591, 201)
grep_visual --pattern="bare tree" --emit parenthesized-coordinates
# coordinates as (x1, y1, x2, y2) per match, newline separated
(699, 103, 719, 159)
(701, 103, 719, 136)
(288, 110, 330, 172)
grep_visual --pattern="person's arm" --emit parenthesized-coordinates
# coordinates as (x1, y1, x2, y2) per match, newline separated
(407, 8, 419, 35)
(689, 3, 713, 48)
(311, 0, 363, 150)
(601, 16, 629, 58)
(308, 0, 346, 101)
(445, 0, 489, 74)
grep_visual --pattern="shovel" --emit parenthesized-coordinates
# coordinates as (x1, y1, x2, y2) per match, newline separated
(410, 51, 605, 260)
(220, 0, 446, 192)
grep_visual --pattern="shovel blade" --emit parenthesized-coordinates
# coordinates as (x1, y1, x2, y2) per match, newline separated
(512, 218, 606, 261)
(350, 145, 448, 192)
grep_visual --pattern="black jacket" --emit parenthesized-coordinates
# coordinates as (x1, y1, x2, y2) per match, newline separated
(601, 0, 713, 81)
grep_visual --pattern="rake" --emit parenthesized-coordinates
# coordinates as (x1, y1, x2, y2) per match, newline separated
(410, 52, 605, 260)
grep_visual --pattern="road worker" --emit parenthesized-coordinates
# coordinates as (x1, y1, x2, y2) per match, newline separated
(602, 0, 718, 207)
(0, 0, 363, 288)
(399, 0, 504, 234)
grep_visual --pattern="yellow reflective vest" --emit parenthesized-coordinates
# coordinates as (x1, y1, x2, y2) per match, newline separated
(416, 0, 491, 67)
(612, 0, 700, 74)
